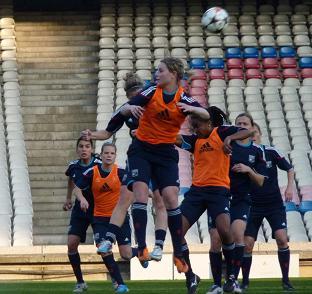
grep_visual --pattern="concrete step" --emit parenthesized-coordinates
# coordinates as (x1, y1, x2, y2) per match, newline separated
(15, 24, 99, 31)
(22, 99, 96, 107)
(31, 188, 67, 196)
(22, 105, 96, 115)
(21, 94, 96, 102)
(24, 122, 94, 132)
(33, 225, 69, 235)
(30, 180, 68, 189)
(21, 88, 98, 96)
(33, 233, 93, 245)
(27, 156, 76, 166)
(26, 141, 77, 151)
(19, 62, 98, 70)
(30, 173, 67, 183)
(20, 79, 97, 86)
(15, 30, 100, 36)
(19, 67, 98, 74)
(21, 84, 98, 91)
(27, 149, 76, 158)
(17, 51, 99, 58)
(17, 42, 99, 50)
(15, 15, 99, 22)
(22, 113, 96, 124)
(33, 210, 69, 219)
(18, 56, 98, 63)
(20, 73, 98, 80)
(33, 217, 68, 226)
(15, 34, 99, 42)
(24, 131, 81, 141)
(33, 203, 67, 213)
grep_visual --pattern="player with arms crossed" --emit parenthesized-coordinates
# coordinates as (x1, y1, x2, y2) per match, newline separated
(64, 137, 101, 293)
(97, 57, 210, 273)
(175, 107, 255, 294)
(241, 123, 295, 291)
(82, 72, 168, 261)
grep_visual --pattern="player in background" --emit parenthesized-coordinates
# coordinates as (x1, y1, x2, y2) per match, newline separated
(73, 142, 134, 293)
(241, 123, 295, 291)
(97, 57, 210, 273)
(63, 137, 101, 293)
(81, 73, 168, 261)
(175, 106, 254, 294)
(207, 113, 267, 294)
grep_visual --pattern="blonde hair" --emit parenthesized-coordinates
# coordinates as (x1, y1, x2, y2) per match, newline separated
(124, 72, 144, 96)
(160, 57, 185, 81)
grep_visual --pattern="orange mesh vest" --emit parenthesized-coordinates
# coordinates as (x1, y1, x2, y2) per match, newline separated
(91, 164, 121, 217)
(136, 86, 186, 144)
(193, 128, 230, 188)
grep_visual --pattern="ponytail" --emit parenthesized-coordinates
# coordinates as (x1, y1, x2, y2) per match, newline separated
(207, 106, 228, 127)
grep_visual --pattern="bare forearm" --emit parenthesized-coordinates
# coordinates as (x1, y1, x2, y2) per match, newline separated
(248, 170, 265, 187)
(287, 168, 295, 189)
(228, 129, 254, 142)
(90, 130, 112, 140)
(66, 179, 74, 200)
(73, 186, 85, 202)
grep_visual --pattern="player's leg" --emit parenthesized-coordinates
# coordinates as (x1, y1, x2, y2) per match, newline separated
(150, 188, 167, 261)
(268, 207, 294, 290)
(67, 213, 89, 293)
(207, 227, 223, 294)
(94, 221, 128, 293)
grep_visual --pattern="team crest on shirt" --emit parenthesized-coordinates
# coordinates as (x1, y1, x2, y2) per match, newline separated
(248, 155, 255, 163)
(131, 169, 139, 177)
(199, 142, 213, 153)
(156, 109, 170, 121)
(266, 161, 272, 168)
(101, 183, 112, 192)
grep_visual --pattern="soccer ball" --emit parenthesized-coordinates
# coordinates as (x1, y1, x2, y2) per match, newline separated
(201, 7, 229, 33)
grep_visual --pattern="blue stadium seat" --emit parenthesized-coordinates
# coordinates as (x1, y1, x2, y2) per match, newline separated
(279, 47, 296, 58)
(190, 58, 206, 69)
(243, 47, 259, 58)
(208, 58, 224, 69)
(225, 47, 242, 59)
(284, 201, 298, 212)
(261, 47, 277, 58)
(180, 187, 190, 195)
(299, 201, 312, 214)
(299, 57, 312, 68)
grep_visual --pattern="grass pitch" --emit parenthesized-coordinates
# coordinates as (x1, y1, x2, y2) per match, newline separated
(0, 278, 311, 293)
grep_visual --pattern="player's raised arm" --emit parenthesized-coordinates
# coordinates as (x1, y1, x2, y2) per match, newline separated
(63, 178, 74, 211)
(73, 186, 89, 212)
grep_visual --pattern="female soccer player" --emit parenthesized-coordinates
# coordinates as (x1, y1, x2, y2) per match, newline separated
(206, 113, 267, 294)
(97, 57, 210, 273)
(241, 123, 295, 291)
(63, 137, 101, 293)
(81, 73, 168, 261)
(73, 142, 132, 293)
(175, 107, 254, 294)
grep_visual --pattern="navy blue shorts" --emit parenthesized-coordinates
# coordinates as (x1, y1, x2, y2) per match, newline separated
(68, 202, 93, 243)
(245, 205, 287, 240)
(230, 199, 250, 223)
(181, 186, 231, 227)
(126, 139, 179, 192)
(93, 215, 131, 246)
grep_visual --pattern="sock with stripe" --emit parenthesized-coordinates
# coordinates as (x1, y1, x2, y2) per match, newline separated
(222, 242, 235, 278)
(209, 251, 222, 287)
(102, 254, 124, 286)
(278, 247, 290, 283)
(242, 253, 252, 286)
(131, 247, 138, 258)
(167, 207, 183, 257)
(105, 223, 121, 244)
(182, 242, 193, 279)
(132, 202, 148, 250)
(233, 244, 245, 279)
(68, 252, 84, 283)
(155, 229, 166, 250)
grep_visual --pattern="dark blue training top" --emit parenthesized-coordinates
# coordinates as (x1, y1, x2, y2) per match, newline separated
(65, 155, 102, 214)
(251, 144, 292, 209)
(230, 141, 267, 204)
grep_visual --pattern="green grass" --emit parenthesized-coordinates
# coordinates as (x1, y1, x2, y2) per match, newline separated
(0, 279, 311, 293)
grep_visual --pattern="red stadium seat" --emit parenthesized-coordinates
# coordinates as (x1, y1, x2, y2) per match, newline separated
(188, 69, 207, 80)
(191, 79, 208, 89)
(228, 69, 244, 80)
(262, 58, 279, 69)
(301, 68, 312, 78)
(209, 69, 225, 79)
(226, 58, 243, 69)
(244, 58, 260, 69)
(264, 68, 281, 78)
(283, 68, 299, 78)
(189, 87, 206, 96)
(280, 57, 297, 69)
(246, 68, 263, 79)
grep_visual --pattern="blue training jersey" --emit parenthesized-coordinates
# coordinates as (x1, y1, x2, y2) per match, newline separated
(65, 155, 102, 211)
(230, 141, 267, 203)
(251, 144, 292, 209)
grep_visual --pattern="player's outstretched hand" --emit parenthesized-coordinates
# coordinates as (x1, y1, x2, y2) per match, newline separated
(81, 129, 92, 140)
(176, 102, 194, 113)
(80, 197, 89, 212)
(223, 137, 232, 154)
(130, 105, 144, 119)
(63, 199, 72, 211)
(284, 186, 293, 202)
(232, 163, 252, 174)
